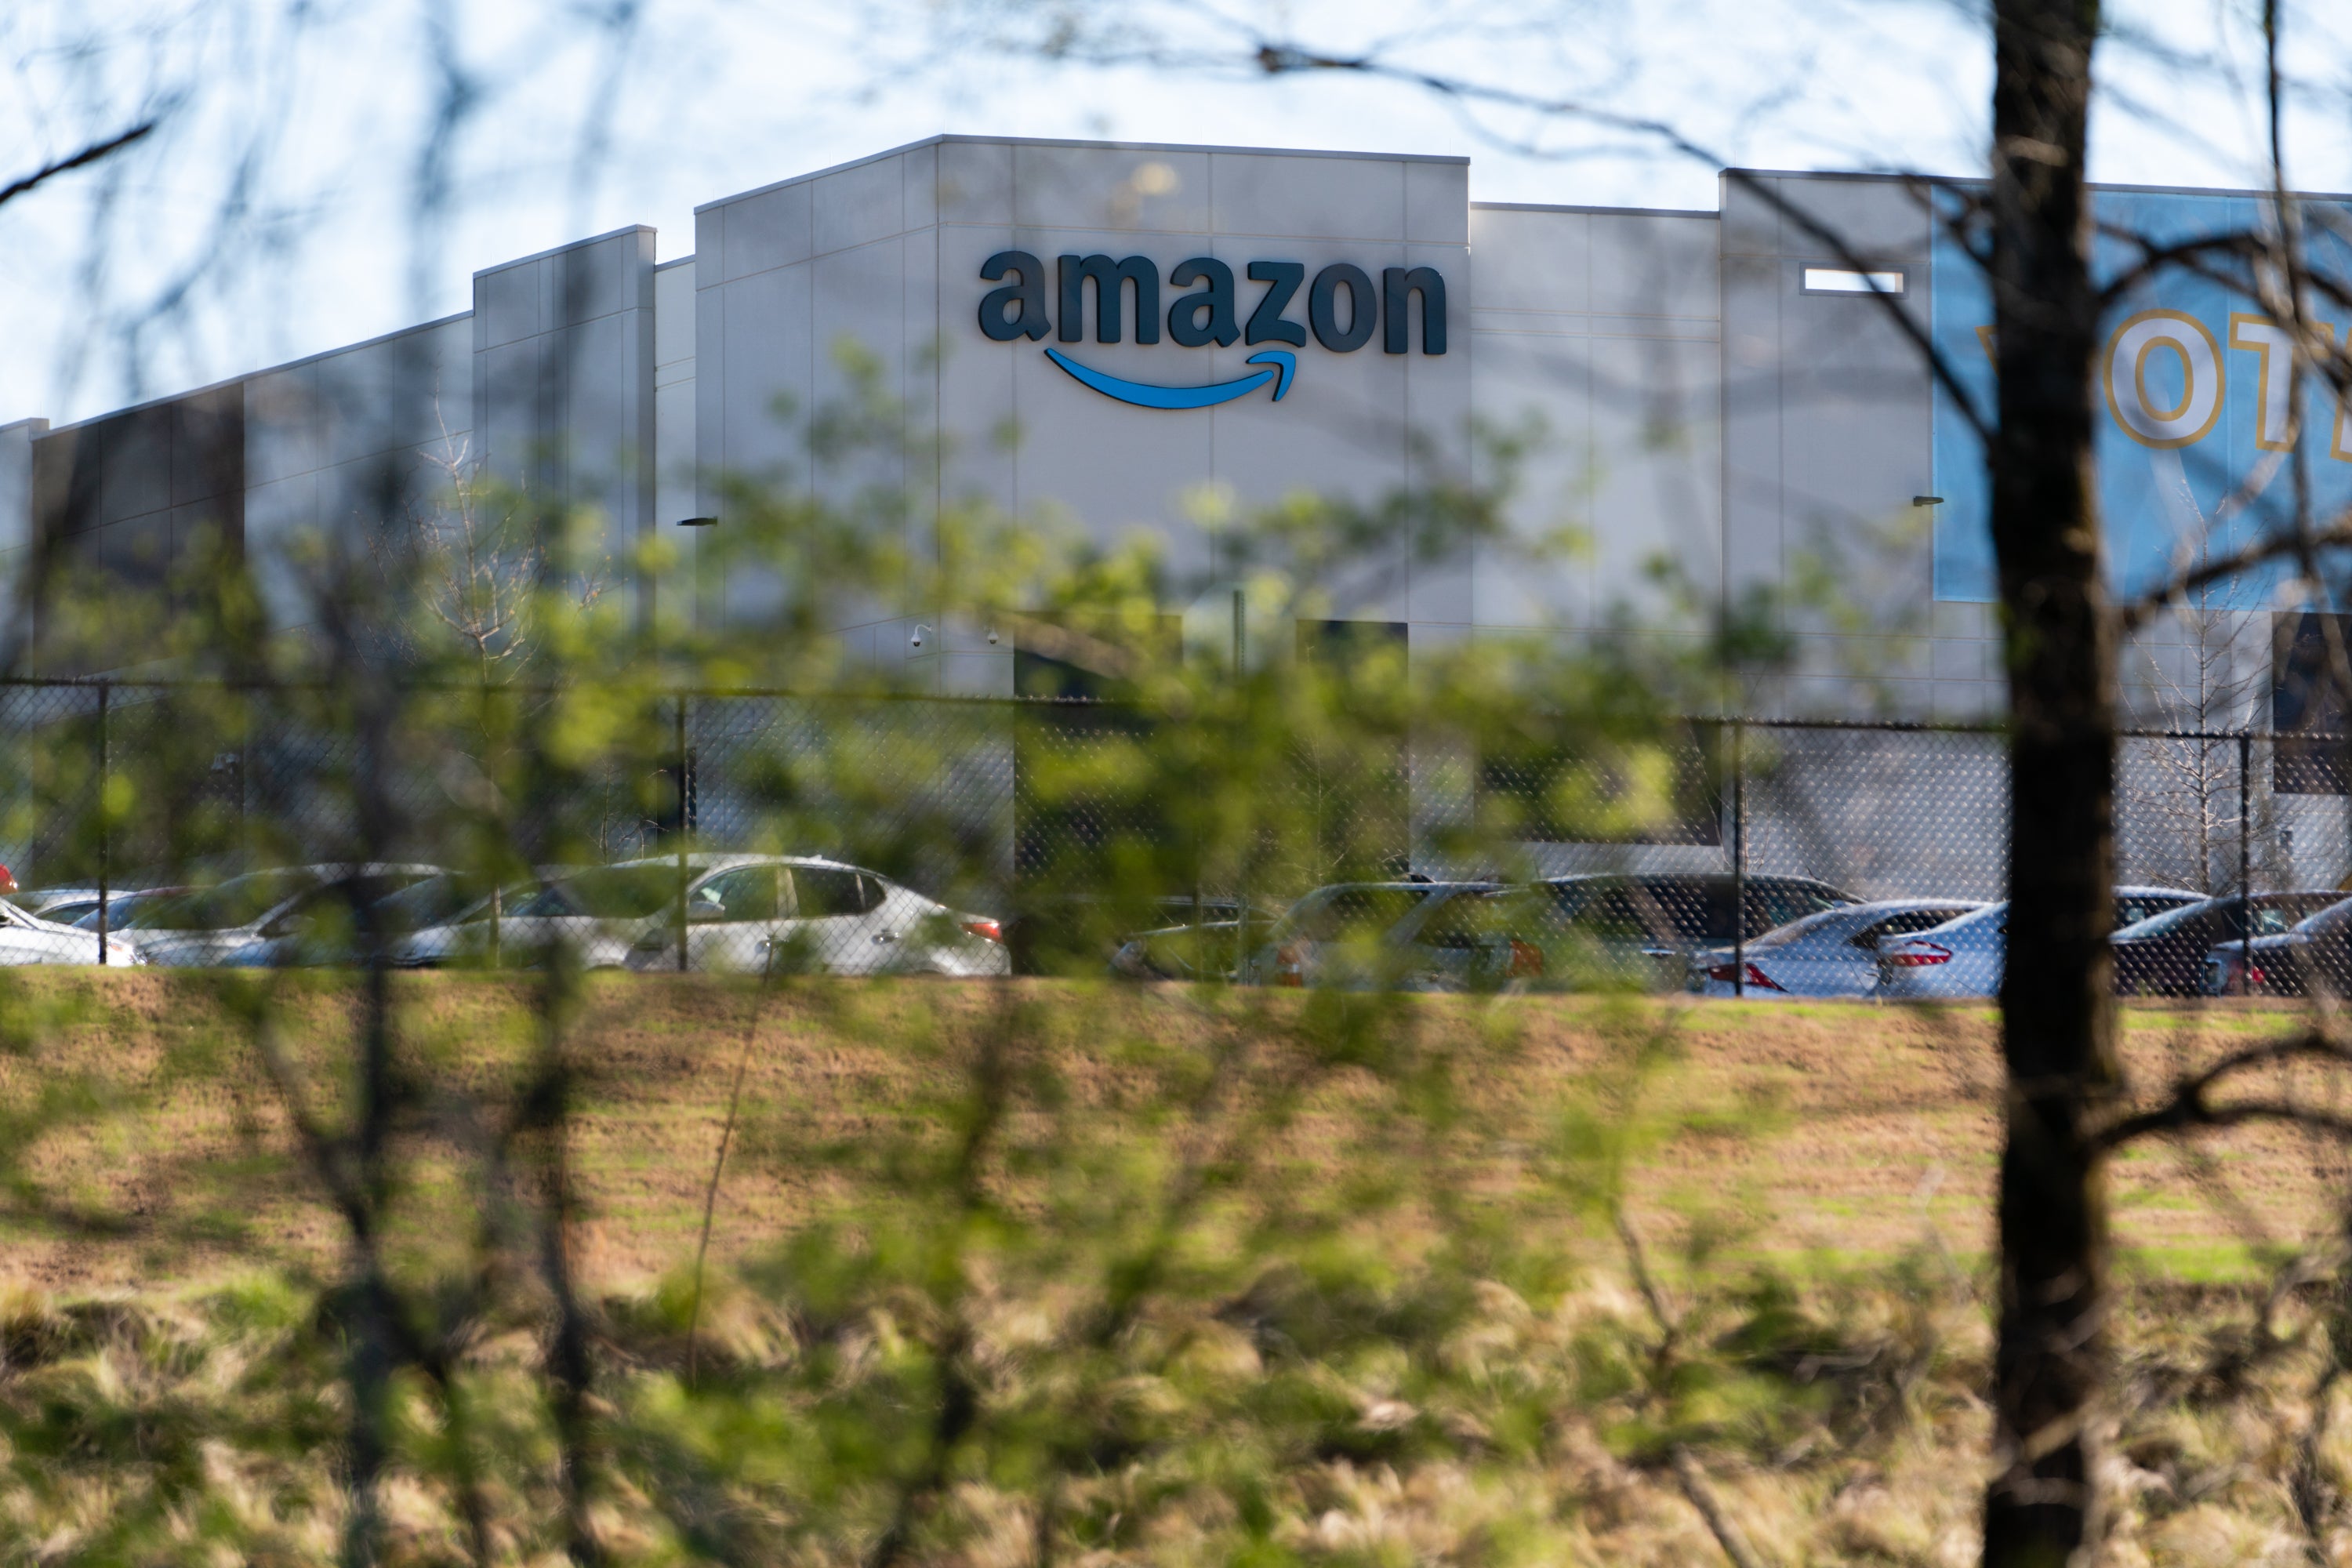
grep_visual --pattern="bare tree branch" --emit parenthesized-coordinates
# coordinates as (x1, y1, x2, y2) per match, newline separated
(0, 121, 156, 210)
(2099, 1029, 2352, 1150)
(1240, 42, 1994, 444)
(2118, 514, 2352, 633)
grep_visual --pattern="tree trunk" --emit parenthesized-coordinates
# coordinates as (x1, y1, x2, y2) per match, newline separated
(1984, 2, 2114, 1566)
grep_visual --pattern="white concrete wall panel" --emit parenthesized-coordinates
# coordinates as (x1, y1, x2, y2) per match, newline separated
(1469, 205, 1722, 635)
(1469, 329, 1595, 628)
(654, 260, 696, 372)
(654, 258, 697, 531)
(936, 140, 1014, 226)
(1719, 171, 1950, 715)
(931, 229, 1018, 520)
(1475, 209, 1590, 317)
(1719, 249, 1785, 601)
(813, 151, 912, 256)
(0, 420, 40, 558)
(720, 185, 812, 282)
(1587, 334, 1723, 615)
(470, 227, 656, 621)
(1209, 151, 1404, 241)
(1405, 162, 1472, 247)
(1014, 143, 1212, 233)
(714, 260, 814, 490)
(902, 143, 939, 234)
(1757, 173, 1936, 264)
(1590, 213, 1720, 321)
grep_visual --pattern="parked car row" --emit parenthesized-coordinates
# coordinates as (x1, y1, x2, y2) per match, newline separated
(0, 856, 1009, 976)
(11, 851, 2351, 999)
(1223, 873, 1859, 993)
(1201, 875, 2352, 1000)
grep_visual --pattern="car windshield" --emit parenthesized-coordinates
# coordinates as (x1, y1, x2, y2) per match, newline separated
(2116, 899, 2222, 938)
(2298, 898, 2352, 935)
(514, 864, 688, 920)
(1545, 879, 1714, 941)
(368, 875, 477, 931)
(132, 869, 318, 931)
(1411, 889, 1530, 948)
(1746, 880, 1851, 932)
(1544, 877, 1849, 943)
(73, 891, 175, 931)
(1746, 905, 1864, 950)
(2255, 895, 2343, 934)
(1276, 887, 1429, 944)
(2114, 893, 2194, 929)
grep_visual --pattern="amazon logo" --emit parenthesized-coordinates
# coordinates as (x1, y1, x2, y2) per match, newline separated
(977, 251, 1446, 409)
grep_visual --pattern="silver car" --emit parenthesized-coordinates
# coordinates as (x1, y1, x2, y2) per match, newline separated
(1692, 898, 1989, 998)
(121, 865, 444, 967)
(621, 855, 1009, 977)
(1877, 885, 2204, 1000)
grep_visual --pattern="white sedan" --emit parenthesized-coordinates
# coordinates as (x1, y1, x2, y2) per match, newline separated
(1876, 885, 2204, 1000)
(1691, 898, 1988, 998)
(0, 897, 143, 966)
(621, 855, 1008, 977)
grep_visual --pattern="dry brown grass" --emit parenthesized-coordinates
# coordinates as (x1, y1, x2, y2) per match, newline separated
(0, 972, 2336, 1293)
(3, 973, 2352, 1563)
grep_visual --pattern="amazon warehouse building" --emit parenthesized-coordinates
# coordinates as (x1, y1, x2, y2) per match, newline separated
(6, 134, 2352, 896)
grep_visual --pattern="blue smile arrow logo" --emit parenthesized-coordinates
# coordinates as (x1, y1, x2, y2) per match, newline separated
(1044, 347, 1295, 409)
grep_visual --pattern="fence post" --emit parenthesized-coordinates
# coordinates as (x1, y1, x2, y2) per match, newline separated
(1731, 717, 1746, 999)
(96, 681, 111, 967)
(1233, 586, 1248, 984)
(2240, 728, 2253, 996)
(676, 692, 691, 974)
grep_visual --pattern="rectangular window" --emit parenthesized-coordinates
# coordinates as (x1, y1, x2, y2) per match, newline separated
(1801, 267, 1906, 296)
(2275, 611, 2352, 794)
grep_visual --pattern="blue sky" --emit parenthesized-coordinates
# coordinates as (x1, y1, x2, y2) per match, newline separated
(4, 0, 2349, 426)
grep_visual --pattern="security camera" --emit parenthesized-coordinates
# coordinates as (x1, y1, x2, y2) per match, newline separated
(910, 623, 931, 648)
(986, 626, 1000, 645)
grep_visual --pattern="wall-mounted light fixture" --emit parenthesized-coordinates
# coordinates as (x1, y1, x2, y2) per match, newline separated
(1802, 267, 1906, 296)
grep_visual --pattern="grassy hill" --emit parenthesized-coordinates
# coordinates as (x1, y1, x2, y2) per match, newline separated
(0, 972, 2344, 1563)
(0, 971, 2324, 1290)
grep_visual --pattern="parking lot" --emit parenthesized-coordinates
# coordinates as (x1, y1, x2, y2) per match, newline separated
(6, 682, 2347, 1001)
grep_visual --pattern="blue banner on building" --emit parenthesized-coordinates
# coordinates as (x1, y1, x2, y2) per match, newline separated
(1931, 187, 2352, 604)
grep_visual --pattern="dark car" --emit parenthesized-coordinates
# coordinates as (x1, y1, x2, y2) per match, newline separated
(1242, 880, 1533, 990)
(1532, 873, 1857, 989)
(1006, 893, 1273, 975)
(1110, 907, 1287, 980)
(221, 872, 488, 967)
(2111, 891, 2343, 996)
(2205, 895, 2352, 997)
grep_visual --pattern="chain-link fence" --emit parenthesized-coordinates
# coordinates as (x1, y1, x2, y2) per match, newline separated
(3, 675, 2347, 990)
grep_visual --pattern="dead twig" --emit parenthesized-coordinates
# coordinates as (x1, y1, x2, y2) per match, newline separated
(1672, 1443, 1771, 1568)
(687, 954, 778, 1386)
